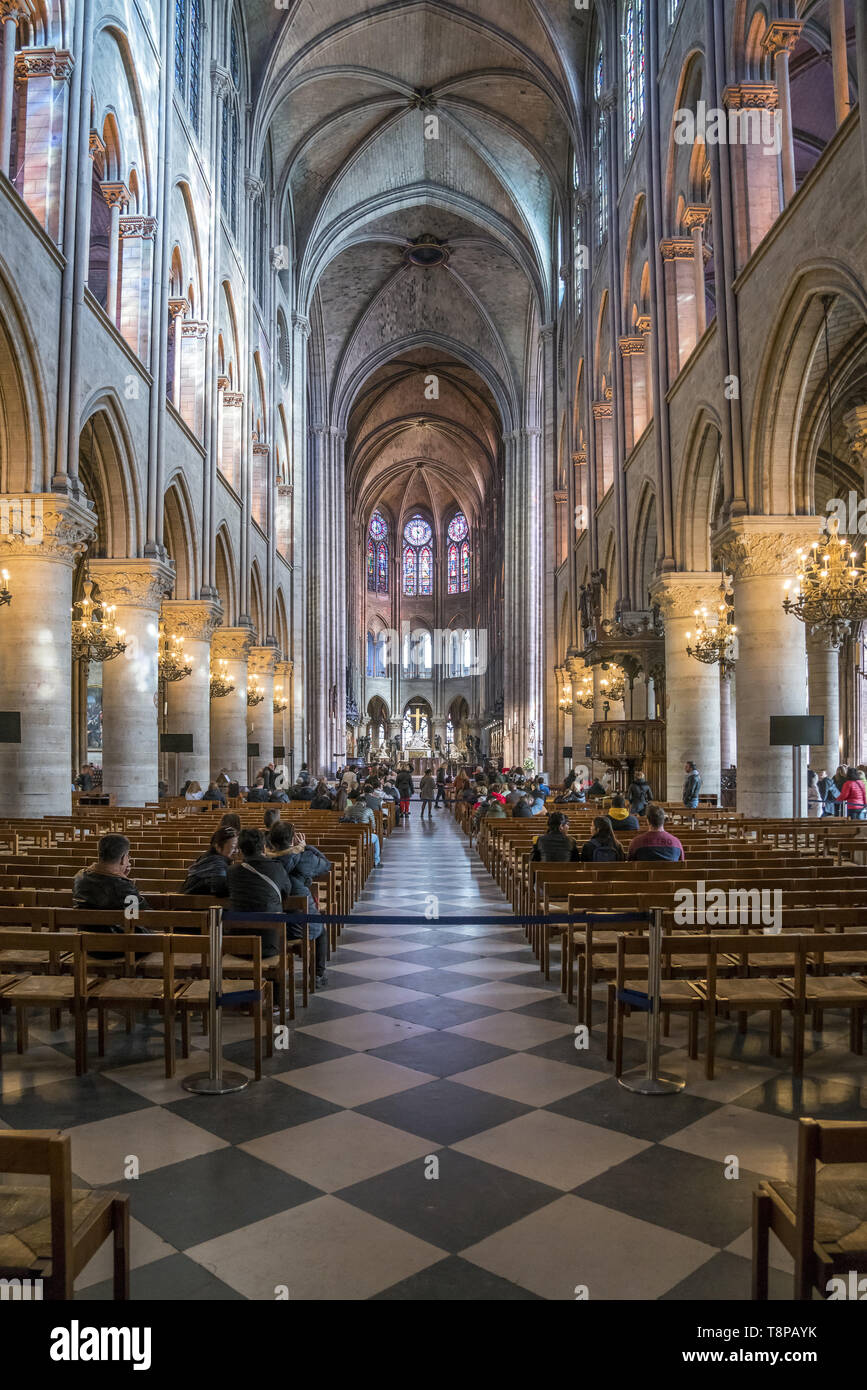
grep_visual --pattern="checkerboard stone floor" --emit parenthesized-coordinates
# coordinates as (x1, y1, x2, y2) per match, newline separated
(2, 807, 864, 1300)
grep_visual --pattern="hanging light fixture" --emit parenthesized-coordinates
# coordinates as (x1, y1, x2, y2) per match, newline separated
(686, 577, 737, 676)
(71, 578, 126, 664)
(247, 673, 265, 707)
(782, 295, 867, 647)
(209, 658, 234, 700)
(0, 569, 10, 607)
(158, 622, 192, 690)
(598, 662, 626, 703)
(575, 669, 596, 709)
(558, 679, 573, 714)
(273, 683, 288, 714)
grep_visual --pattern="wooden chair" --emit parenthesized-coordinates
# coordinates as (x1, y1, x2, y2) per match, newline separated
(175, 933, 272, 1080)
(83, 933, 180, 1077)
(753, 1117, 867, 1300)
(0, 1130, 129, 1299)
(0, 931, 89, 1073)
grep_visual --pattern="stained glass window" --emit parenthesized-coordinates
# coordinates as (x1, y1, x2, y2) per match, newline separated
(174, 0, 186, 91)
(460, 541, 470, 593)
(377, 541, 388, 593)
(231, 109, 239, 233)
(366, 632, 374, 676)
(419, 546, 432, 596)
(367, 539, 375, 592)
(448, 543, 459, 595)
(189, 0, 201, 132)
(402, 516, 433, 596)
(594, 36, 608, 247)
(403, 545, 417, 596)
(668, 0, 681, 25)
(367, 511, 388, 593)
(230, 20, 241, 88)
(624, 2, 646, 157)
(447, 512, 468, 543)
(369, 510, 387, 540)
(220, 104, 228, 212)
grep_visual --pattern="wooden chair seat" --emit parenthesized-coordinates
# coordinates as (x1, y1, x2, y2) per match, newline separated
(620, 978, 703, 1002)
(811, 950, 867, 966)
(89, 977, 169, 1002)
(713, 977, 792, 1007)
(0, 1185, 114, 1269)
(764, 1168, 867, 1256)
(800, 976, 867, 1003)
(2, 975, 82, 1002)
(0, 948, 71, 969)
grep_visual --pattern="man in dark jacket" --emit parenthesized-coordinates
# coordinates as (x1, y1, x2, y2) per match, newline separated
(683, 762, 702, 808)
(227, 828, 327, 985)
(246, 776, 270, 803)
(531, 813, 580, 861)
(73, 834, 152, 955)
(181, 827, 237, 897)
(513, 795, 535, 818)
(626, 772, 652, 816)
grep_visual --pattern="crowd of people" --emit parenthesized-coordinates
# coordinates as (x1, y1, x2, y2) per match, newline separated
(807, 765, 867, 819)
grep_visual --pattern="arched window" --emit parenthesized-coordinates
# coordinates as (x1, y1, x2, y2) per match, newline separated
(593, 37, 608, 247)
(624, 1, 646, 157)
(402, 515, 433, 596)
(447, 513, 470, 594)
(366, 631, 374, 676)
(573, 157, 584, 317)
(368, 510, 388, 594)
(174, 0, 202, 134)
(222, 19, 241, 236)
(403, 699, 431, 745)
(667, 0, 681, 26)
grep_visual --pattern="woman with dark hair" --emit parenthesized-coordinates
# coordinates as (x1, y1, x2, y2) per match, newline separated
(580, 816, 626, 863)
(218, 811, 242, 833)
(531, 812, 580, 861)
(310, 779, 335, 809)
(182, 826, 238, 896)
(838, 767, 867, 819)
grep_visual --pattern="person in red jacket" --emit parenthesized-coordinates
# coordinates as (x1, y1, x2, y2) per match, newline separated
(838, 767, 867, 819)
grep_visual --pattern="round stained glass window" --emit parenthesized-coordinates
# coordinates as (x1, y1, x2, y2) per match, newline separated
(369, 510, 387, 539)
(404, 515, 432, 546)
(447, 513, 468, 543)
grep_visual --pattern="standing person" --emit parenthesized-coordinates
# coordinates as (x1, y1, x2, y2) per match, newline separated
(626, 770, 652, 817)
(807, 769, 823, 818)
(396, 765, 414, 819)
(817, 769, 839, 817)
(434, 766, 446, 807)
(419, 767, 436, 819)
(838, 767, 867, 819)
(682, 761, 702, 809)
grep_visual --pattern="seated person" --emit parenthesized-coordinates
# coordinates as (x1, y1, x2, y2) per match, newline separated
(512, 793, 536, 818)
(246, 776, 271, 803)
(181, 827, 237, 897)
(73, 833, 152, 955)
(185, 780, 204, 801)
(226, 828, 327, 987)
(266, 822, 332, 913)
(309, 779, 335, 809)
(341, 792, 381, 866)
(586, 778, 608, 800)
(555, 785, 585, 803)
(580, 817, 626, 863)
(203, 780, 227, 805)
(291, 777, 316, 800)
(218, 811, 242, 833)
(527, 786, 547, 814)
(263, 808, 282, 832)
(604, 794, 639, 832)
(531, 811, 580, 861)
(362, 780, 384, 812)
(627, 805, 685, 862)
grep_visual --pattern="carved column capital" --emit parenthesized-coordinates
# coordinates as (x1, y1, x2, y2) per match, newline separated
(14, 47, 75, 81)
(211, 64, 232, 100)
(722, 83, 779, 111)
(249, 645, 278, 678)
(843, 406, 867, 464)
(659, 238, 695, 262)
(100, 181, 131, 211)
(212, 626, 254, 662)
(651, 572, 724, 620)
(762, 21, 804, 58)
(712, 517, 823, 579)
(292, 313, 311, 339)
(180, 319, 209, 340)
(683, 203, 711, 232)
(168, 297, 190, 323)
(618, 336, 645, 357)
(88, 558, 176, 611)
(635, 314, 652, 334)
(119, 216, 157, 240)
(160, 598, 223, 643)
(0, 493, 96, 565)
(223, 391, 244, 409)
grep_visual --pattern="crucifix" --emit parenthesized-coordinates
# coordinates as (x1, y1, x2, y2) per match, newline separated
(409, 704, 426, 736)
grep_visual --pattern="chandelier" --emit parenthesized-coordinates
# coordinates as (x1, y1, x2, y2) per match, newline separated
(71, 579, 126, 664)
(558, 680, 573, 714)
(575, 670, 595, 709)
(782, 518, 867, 648)
(781, 294, 867, 648)
(0, 569, 10, 607)
(246, 674, 265, 707)
(273, 683, 288, 714)
(209, 658, 235, 700)
(598, 663, 626, 703)
(686, 579, 737, 676)
(158, 623, 192, 689)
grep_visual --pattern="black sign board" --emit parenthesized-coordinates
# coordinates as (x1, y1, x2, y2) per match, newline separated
(0, 712, 22, 743)
(160, 733, 194, 753)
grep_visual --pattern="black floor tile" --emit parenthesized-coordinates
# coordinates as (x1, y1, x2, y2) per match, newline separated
(165, 1077, 341, 1143)
(376, 997, 498, 1028)
(356, 1078, 532, 1144)
(221, 1029, 353, 1073)
(732, 1073, 867, 1122)
(0, 1073, 151, 1130)
(111, 1146, 321, 1248)
(338, 1150, 560, 1252)
(660, 1250, 793, 1301)
(367, 1030, 511, 1076)
(372, 1254, 543, 1300)
(78, 1253, 246, 1301)
(547, 1077, 722, 1141)
(385, 968, 497, 995)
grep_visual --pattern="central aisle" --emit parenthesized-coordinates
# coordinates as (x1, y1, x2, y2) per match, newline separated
(59, 803, 799, 1301)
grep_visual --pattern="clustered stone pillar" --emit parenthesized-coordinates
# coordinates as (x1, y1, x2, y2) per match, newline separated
(209, 627, 252, 784)
(806, 628, 841, 777)
(652, 573, 723, 802)
(161, 599, 222, 790)
(0, 495, 95, 816)
(763, 21, 803, 209)
(247, 645, 277, 776)
(716, 516, 821, 817)
(274, 657, 292, 780)
(90, 559, 175, 806)
(0, 1, 20, 180)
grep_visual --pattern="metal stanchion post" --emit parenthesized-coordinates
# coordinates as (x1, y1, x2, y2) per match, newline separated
(183, 906, 249, 1095)
(619, 907, 685, 1096)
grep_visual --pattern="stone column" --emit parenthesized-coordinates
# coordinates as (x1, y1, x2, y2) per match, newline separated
(118, 217, 157, 360)
(720, 671, 736, 772)
(592, 401, 613, 499)
(807, 628, 841, 775)
(100, 182, 130, 325)
(0, 3, 21, 179)
(247, 645, 277, 775)
(0, 495, 95, 815)
(161, 598, 222, 789)
(763, 22, 803, 208)
(273, 658, 292, 781)
(221, 391, 243, 493)
(659, 239, 698, 376)
(683, 205, 711, 340)
(636, 314, 653, 422)
(179, 321, 208, 436)
(89, 559, 175, 806)
(12, 47, 74, 240)
(715, 516, 822, 817)
(209, 627, 253, 783)
(829, 0, 851, 127)
(167, 298, 189, 408)
(618, 338, 647, 453)
(720, 85, 780, 269)
(651, 573, 724, 802)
